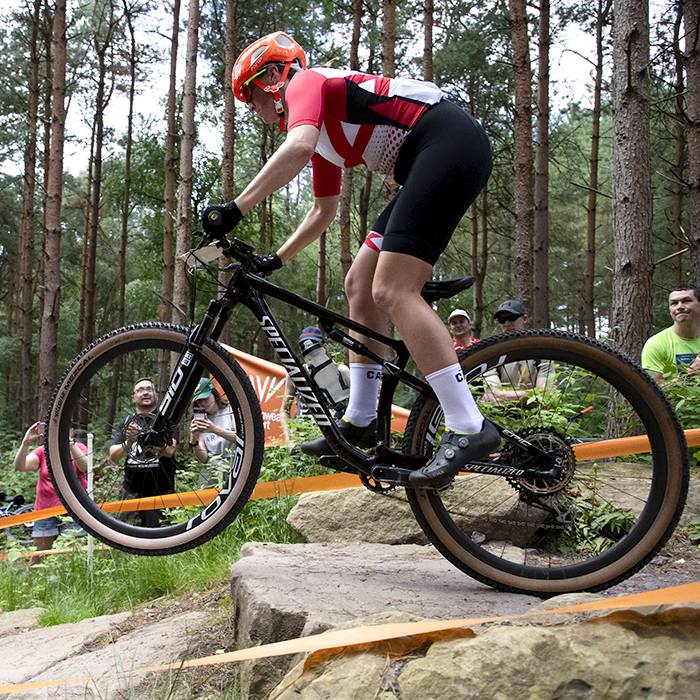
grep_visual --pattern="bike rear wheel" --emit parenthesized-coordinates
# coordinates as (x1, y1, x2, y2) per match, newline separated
(403, 330, 689, 596)
(46, 323, 264, 555)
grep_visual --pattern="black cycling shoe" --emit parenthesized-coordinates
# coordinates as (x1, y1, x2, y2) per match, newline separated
(409, 421, 501, 489)
(300, 418, 378, 457)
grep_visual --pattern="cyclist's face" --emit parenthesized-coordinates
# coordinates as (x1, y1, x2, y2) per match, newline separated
(669, 290, 700, 325)
(245, 66, 284, 123)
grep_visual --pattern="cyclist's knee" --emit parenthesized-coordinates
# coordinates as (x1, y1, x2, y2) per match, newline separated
(345, 264, 373, 308)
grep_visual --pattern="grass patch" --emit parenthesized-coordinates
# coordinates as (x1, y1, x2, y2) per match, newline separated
(0, 423, 327, 625)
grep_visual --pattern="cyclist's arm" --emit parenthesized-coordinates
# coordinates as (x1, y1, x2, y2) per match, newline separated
(235, 125, 319, 218)
(277, 195, 340, 262)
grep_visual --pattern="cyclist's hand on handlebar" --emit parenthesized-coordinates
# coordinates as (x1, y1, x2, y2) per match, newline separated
(254, 253, 283, 276)
(202, 201, 243, 235)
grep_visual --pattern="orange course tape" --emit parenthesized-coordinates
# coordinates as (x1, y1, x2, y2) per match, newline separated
(1, 581, 698, 695)
(0, 473, 363, 530)
(3, 427, 700, 530)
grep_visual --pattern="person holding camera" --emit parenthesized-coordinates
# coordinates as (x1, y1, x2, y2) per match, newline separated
(14, 420, 88, 553)
(109, 377, 179, 527)
(188, 378, 237, 487)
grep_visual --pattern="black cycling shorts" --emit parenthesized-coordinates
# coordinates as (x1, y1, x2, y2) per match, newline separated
(369, 99, 492, 265)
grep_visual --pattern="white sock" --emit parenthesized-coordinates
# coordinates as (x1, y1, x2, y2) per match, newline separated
(344, 363, 382, 426)
(426, 363, 484, 434)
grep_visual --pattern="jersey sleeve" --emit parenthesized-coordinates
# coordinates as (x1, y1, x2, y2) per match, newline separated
(311, 152, 342, 197)
(286, 70, 329, 130)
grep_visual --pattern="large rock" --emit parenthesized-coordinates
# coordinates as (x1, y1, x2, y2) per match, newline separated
(229, 541, 542, 700)
(286, 476, 547, 547)
(270, 604, 700, 700)
(0, 610, 210, 699)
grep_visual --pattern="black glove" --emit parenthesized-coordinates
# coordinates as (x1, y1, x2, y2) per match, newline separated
(202, 201, 243, 234)
(254, 253, 283, 276)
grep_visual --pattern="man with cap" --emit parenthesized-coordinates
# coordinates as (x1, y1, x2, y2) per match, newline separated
(448, 309, 478, 350)
(493, 299, 528, 333)
(483, 300, 553, 402)
(281, 327, 350, 450)
(189, 377, 237, 487)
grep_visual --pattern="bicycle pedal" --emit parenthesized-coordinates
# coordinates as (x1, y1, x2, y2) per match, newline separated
(319, 455, 358, 474)
(370, 465, 415, 487)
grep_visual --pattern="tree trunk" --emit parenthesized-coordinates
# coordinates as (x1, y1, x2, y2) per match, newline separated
(172, 0, 200, 331)
(337, 0, 363, 305)
(217, 0, 237, 344)
(533, 0, 550, 328)
(684, 0, 700, 279)
(38, 0, 67, 415)
(157, 0, 180, 393)
(316, 232, 327, 306)
(509, 0, 534, 314)
(339, 169, 354, 293)
(18, 0, 42, 428)
(423, 0, 434, 82)
(670, 1, 685, 287)
(611, 0, 653, 360)
(585, 0, 612, 337)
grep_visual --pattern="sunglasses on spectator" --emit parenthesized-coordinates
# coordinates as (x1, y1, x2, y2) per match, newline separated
(497, 314, 523, 323)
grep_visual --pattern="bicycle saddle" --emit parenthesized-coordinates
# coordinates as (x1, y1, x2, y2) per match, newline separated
(420, 276, 475, 303)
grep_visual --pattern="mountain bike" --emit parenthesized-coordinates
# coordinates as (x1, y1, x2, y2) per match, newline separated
(0, 492, 35, 546)
(45, 232, 689, 596)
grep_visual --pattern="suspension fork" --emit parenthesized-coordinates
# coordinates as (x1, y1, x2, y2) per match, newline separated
(145, 295, 234, 444)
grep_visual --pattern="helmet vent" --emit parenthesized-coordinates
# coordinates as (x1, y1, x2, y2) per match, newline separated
(276, 35, 295, 48)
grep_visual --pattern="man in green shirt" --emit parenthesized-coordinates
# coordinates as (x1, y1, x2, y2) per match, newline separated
(641, 284, 700, 383)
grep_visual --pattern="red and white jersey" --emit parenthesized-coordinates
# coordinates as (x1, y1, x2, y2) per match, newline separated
(285, 67, 445, 197)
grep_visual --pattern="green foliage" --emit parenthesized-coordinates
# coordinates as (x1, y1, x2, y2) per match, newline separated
(558, 491, 636, 556)
(687, 517, 700, 547)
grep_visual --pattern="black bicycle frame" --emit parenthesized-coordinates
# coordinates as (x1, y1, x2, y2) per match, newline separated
(149, 255, 433, 476)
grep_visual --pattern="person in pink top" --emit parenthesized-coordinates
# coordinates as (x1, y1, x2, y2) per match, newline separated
(204, 32, 499, 488)
(14, 421, 88, 553)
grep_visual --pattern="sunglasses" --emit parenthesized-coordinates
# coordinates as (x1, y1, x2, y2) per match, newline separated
(242, 68, 269, 105)
(497, 314, 523, 323)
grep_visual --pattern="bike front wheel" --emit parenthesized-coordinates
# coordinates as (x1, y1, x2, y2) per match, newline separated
(403, 330, 689, 596)
(45, 323, 264, 555)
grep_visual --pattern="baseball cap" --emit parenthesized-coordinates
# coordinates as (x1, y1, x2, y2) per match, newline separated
(298, 326, 324, 346)
(494, 300, 526, 319)
(191, 378, 215, 403)
(448, 309, 471, 323)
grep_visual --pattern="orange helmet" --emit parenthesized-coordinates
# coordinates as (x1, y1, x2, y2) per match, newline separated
(232, 31, 306, 109)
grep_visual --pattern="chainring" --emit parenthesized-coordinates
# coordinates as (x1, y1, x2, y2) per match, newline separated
(360, 473, 397, 494)
(500, 426, 577, 496)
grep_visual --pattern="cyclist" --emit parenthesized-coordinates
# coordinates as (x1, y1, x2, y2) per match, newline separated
(203, 31, 499, 488)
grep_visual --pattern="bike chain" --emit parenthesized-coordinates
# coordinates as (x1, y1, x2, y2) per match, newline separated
(358, 430, 577, 531)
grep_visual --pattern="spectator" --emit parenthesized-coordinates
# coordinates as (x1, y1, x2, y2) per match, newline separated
(109, 377, 179, 527)
(448, 309, 478, 350)
(483, 300, 553, 403)
(189, 378, 237, 487)
(641, 284, 700, 383)
(280, 327, 350, 450)
(14, 420, 88, 554)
